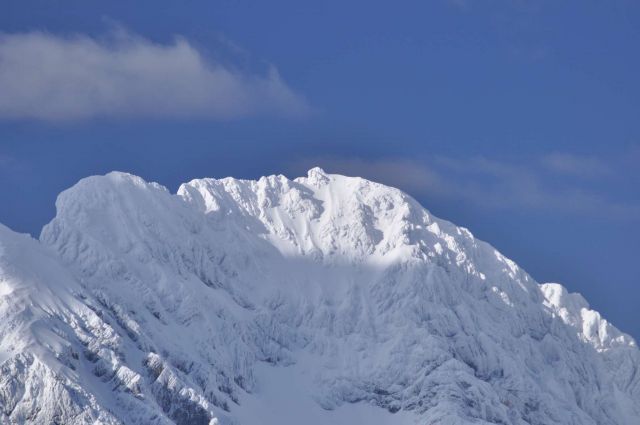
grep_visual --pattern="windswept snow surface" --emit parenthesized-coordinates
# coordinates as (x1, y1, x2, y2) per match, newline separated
(0, 167, 638, 424)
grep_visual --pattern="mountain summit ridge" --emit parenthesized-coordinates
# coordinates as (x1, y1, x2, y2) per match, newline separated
(0, 168, 638, 424)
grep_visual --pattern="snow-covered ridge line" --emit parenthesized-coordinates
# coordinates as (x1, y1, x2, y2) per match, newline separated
(540, 282, 636, 351)
(1, 167, 639, 424)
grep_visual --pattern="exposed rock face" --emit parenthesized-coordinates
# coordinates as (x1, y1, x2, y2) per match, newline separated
(0, 168, 638, 424)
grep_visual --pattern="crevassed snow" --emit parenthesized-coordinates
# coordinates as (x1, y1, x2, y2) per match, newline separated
(0, 167, 638, 424)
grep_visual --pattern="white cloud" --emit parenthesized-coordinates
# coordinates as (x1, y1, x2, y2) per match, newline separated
(0, 30, 310, 121)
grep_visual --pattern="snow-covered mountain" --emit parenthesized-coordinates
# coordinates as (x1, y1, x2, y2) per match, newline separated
(1, 168, 638, 425)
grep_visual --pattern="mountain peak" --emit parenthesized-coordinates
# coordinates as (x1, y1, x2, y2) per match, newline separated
(1, 170, 639, 424)
(304, 166, 331, 185)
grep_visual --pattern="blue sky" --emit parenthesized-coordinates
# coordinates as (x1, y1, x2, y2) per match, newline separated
(0, 1, 639, 338)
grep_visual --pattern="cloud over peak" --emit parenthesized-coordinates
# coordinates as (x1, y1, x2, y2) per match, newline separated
(291, 149, 640, 221)
(0, 30, 310, 121)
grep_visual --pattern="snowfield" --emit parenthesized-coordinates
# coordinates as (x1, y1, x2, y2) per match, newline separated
(0, 168, 638, 424)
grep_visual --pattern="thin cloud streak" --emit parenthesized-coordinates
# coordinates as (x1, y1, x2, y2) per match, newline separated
(0, 30, 310, 121)
(541, 153, 611, 178)
(291, 150, 640, 221)
(292, 157, 450, 197)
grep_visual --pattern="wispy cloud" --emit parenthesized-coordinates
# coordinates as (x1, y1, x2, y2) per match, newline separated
(292, 157, 449, 196)
(541, 153, 611, 178)
(0, 30, 310, 121)
(290, 149, 640, 220)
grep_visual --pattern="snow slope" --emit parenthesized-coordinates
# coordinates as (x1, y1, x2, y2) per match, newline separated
(0, 168, 638, 424)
